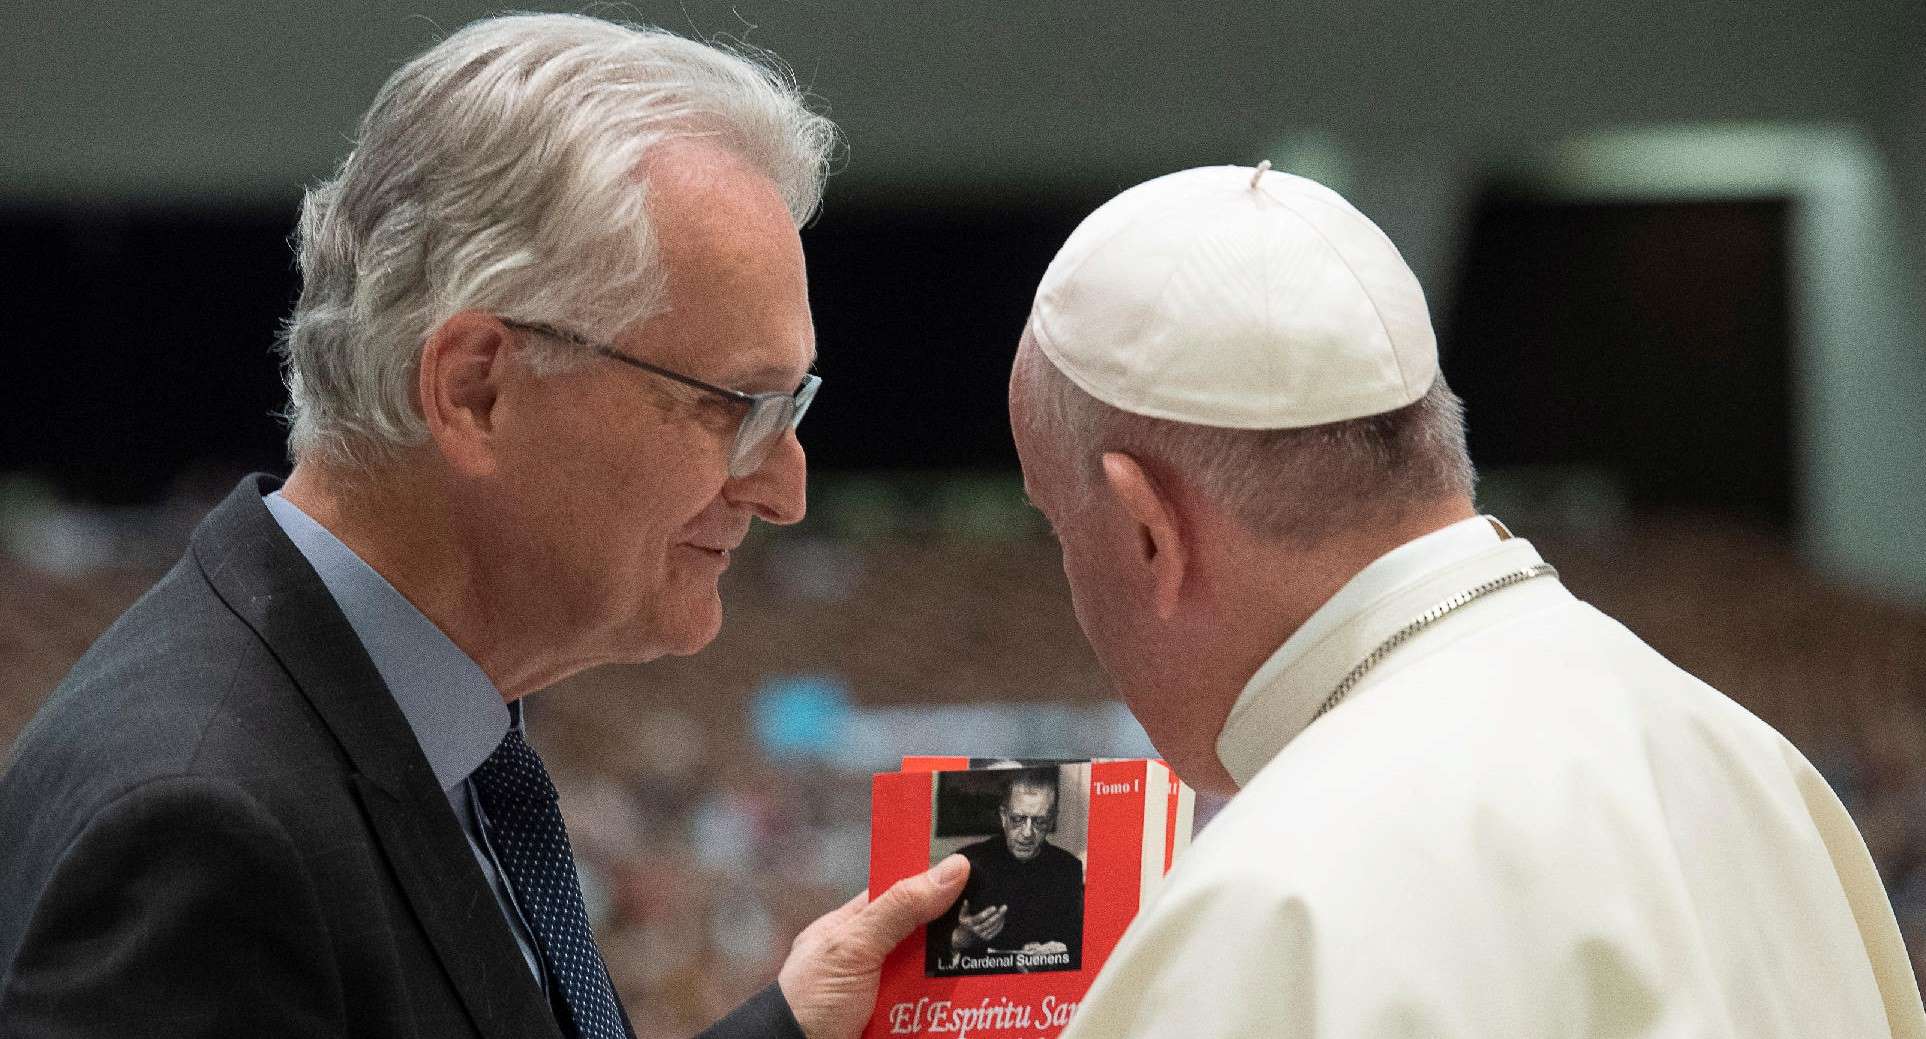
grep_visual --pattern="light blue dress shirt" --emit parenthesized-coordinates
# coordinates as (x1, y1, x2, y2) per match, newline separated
(264, 490, 546, 990)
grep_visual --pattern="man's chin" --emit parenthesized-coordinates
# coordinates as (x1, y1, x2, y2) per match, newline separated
(654, 595, 725, 658)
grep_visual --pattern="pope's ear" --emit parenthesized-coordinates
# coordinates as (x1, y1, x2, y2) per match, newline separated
(1100, 451, 1187, 619)
(418, 312, 513, 473)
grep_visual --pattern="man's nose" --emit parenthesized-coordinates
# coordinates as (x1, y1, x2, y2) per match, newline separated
(726, 429, 807, 525)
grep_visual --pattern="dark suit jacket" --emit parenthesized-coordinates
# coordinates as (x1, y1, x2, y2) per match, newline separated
(924, 837, 1083, 976)
(0, 476, 800, 1039)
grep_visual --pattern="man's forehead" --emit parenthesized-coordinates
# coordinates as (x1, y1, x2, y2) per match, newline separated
(718, 342, 817, 388)
(625, 140, 815, 389)
(1007, 785, 1056, 810)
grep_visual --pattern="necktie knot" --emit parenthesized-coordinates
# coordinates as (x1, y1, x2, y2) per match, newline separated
(479, 727, 561, 805)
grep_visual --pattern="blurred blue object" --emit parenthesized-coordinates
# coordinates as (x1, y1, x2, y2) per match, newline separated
(751, 675, 854, 763)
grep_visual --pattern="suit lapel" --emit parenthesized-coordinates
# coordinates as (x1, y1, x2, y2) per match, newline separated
(355, 777, 564, 1039)
(192, 476, 562, 1039)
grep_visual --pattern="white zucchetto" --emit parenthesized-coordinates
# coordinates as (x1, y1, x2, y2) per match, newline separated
(1026, 165, 1438, 429)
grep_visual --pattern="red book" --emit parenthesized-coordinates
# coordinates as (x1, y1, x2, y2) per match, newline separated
(863, 759, 1190, 1039)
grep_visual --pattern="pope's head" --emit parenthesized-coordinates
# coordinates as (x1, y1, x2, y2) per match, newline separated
(1009, 166, 1479, 794)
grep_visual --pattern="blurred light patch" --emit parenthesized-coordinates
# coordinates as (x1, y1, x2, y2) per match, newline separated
(1268, 129, 1355, 196)
(749, 672, 1161, 773)
(0, 474, 210, 574)
(837, 701, 1157, 773)
(1535, 123, 1875, 198)
(1474, 468, 1631, 535)
(751, 674, 855, 764)
(766, 536, 864, 603)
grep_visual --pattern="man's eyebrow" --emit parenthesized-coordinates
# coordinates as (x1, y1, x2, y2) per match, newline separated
(726, 351, 818, 389)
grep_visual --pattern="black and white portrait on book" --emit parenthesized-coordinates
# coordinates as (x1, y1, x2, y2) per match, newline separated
(925, 763, 1089, 977)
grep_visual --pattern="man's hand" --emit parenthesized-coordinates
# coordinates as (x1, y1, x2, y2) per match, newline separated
(778, 854, 970, 1039)
(949, 899, 1007, 952)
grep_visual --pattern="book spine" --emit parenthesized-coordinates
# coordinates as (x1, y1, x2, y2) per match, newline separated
(1169, 776, 1195, 869)
(1137, 763, 1171, 908)
(900, 756, 974, 772)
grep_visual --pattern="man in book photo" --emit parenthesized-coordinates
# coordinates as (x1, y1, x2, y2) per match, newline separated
(0, 14, 969, 1039)
(926, 768, 1085, 977)
(1008, 165, 1926, 1036)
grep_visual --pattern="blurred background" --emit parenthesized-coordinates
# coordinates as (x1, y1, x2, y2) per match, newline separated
(3, 2, 1924, 1034)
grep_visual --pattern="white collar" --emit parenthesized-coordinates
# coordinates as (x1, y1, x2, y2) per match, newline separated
(1215, 516, 1546, 787)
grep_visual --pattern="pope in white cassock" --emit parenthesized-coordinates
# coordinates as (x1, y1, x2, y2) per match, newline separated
(1007, 164, 1925, 1038)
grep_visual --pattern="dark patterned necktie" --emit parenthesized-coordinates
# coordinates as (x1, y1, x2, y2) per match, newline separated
(471, 727, 631, 1039)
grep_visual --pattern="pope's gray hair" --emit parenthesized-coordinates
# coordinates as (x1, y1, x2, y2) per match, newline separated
(1014, 329, 1477, 549)
(278, 13, 837, 467)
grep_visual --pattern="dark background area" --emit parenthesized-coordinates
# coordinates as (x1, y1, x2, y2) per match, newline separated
(0, 207, 298, 503)
(1447, 194, 1796, 529)
(0, 191, 1804, 535)
(0, 195, 1098, 501)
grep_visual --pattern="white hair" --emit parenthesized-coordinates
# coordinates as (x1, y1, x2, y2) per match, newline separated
(1015, 329, 1477, 550)
(278, 13, 838, 467)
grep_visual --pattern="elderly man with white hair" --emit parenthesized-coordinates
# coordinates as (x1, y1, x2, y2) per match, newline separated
(0, 14, 964, 1039)
(1010, 165, 1926, 1037)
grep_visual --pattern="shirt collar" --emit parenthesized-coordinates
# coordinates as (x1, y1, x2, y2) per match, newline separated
(264, 490, 510, 792)
(1214, 516, 1518, 786)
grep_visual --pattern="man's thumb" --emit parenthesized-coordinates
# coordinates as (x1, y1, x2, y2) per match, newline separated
(849, 855, 970, 954)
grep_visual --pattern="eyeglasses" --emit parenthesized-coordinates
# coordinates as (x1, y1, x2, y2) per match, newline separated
(501, 319, 821, 478)
(999, 809, 1056, 832)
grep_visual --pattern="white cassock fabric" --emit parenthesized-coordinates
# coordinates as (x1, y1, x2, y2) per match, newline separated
(1065, 517, 1925, 1039)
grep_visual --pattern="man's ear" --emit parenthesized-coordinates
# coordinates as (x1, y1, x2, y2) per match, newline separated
(418, 311, 512, 476)
(1100, 451, 1188, 620)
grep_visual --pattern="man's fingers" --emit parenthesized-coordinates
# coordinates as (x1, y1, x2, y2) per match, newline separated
(965, 905, 1007, 936)
(980, 907, 1007, 937)
(846, 854, 970, 956)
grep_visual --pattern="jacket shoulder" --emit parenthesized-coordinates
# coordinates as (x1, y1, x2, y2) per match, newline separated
(7, 552, 328, 793)
(0, 552, 349, 966)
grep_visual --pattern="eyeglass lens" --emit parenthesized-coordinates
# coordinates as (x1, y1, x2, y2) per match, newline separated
(730, 401, 790, 476)
(727, 376, 819, 478)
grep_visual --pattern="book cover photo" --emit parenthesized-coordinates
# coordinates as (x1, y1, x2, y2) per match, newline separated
(864, 758, 1191, 1039)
